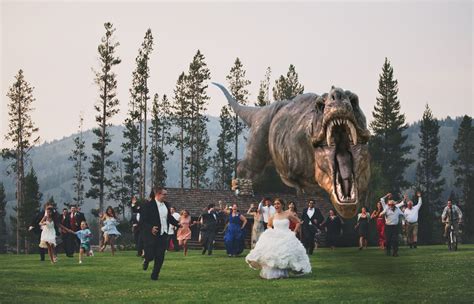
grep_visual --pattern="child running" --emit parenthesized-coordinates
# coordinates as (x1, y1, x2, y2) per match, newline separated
(65, 221, 92, 264)
(39, 207, 58, 264)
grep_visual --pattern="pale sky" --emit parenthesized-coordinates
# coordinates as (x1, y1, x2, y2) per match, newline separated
(1, 0, 473, 147)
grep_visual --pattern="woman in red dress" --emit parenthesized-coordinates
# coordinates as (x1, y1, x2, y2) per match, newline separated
(371, 201, 385, 249)
(287, 202, 300, 236)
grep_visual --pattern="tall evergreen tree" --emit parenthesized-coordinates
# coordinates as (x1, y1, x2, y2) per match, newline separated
(68, 115, 87, 208)
(256, 67, 272, 106)
(171, 72, 191, 189)
(0, 183, 7, 253)
(211, 105, 234, 190)
(451, 115, 474, 240)
(415, 105, 445, 244)
(149, 93, 172, 188)
(186, 50, 211, 188)
(369, 58, 413, 197)
(109, 161, 128, 220)
(10, 167, 41, 253)
(272, 64, 304, 101)
(3, 69, 39, 253)
(130, 29, 154, 200)
(226, 58, 251, 177)
(86, 22, 121, 216)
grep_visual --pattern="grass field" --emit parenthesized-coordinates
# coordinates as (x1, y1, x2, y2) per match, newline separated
(0, 245, 473, 303)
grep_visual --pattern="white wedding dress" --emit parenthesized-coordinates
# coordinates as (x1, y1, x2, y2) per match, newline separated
(245, 218, 312, 279)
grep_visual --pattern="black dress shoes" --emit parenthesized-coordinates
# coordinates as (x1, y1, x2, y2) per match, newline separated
(151, 274, 159, 281)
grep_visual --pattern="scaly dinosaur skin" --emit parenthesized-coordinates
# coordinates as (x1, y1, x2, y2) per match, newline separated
(214, 83, 370, 218)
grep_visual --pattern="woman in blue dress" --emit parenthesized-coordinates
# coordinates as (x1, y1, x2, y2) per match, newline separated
(224, 204, 247, 257)
(100, 206, 121, 255)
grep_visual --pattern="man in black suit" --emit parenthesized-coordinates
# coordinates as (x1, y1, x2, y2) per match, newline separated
(130, 196, 144, 257)
(59, 208, 74, 257)
(301, 200, 324, 255)
(200, 203, 218, 255)
(140, 187, 180, 281)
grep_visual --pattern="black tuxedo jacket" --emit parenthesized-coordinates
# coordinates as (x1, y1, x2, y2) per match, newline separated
(140, 200, 179, 243)
(200, 211, 218, 233)
(301, 208, 324, 230)
(130, 203, 142, 226)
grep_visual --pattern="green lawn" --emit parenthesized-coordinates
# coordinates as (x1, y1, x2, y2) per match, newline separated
(0, 245, 473, 303)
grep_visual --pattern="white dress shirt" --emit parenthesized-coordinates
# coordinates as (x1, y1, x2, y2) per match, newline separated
(380, 196, 405, 225)
(259, 202, 276, 223)
(307, 208, 315, 225)
(155, 200, 169, 235)
(404, 198, 422, 223)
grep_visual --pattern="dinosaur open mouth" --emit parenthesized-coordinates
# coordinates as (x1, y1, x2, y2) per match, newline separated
(325, 118, 357, 204)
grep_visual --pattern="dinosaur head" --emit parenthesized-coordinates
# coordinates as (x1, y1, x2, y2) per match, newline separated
(311, 87, 370, 218)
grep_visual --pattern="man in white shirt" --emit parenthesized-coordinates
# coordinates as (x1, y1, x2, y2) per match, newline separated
(258, 198, 276, 230)
(141, 187, 180, 281)
(167, 207, 180, 252)
(403, 192, 422, 249)
(380, 193, 405, 257)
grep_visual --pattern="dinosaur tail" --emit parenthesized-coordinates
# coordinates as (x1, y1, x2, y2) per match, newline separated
(212, 82, 261, 127)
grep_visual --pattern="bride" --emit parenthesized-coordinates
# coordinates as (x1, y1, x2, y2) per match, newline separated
(245, 198, 312, 279)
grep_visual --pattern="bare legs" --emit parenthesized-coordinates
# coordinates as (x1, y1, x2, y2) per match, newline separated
(100, 234, 116, 255)
(179, 239, 188, 256)
(359, 237, 367, 250)
(46, 243, 56, 264)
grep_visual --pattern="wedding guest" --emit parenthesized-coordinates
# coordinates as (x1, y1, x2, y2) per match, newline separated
(370, 201, 385, 249)
(59, 207, 74, 257)
(355, 207, 370, 250)
(322, 209, 343, 249)
(247, 203, 264, 249)
(176, 210, 197, 256)
(29, 202, 57, 261)
(200, 204, 219, 255)
(301, 200, 323, 255)
(287, 202, 300, 233)
(404, 192, 422, 249)
(168, 207, 180, 252)
(39, 207, 58, 264)
(140, 187, 180, 281)
(64, 221, 92, 264)
(380, 193, 405, 257)
(100, 206, 121, 255)
(258, 198, 275, 230)
(224, 204, 247, 257)
(130, 196, 144, 257)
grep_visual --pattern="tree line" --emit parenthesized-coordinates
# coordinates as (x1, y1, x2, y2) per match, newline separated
(1, 23, 473, 253)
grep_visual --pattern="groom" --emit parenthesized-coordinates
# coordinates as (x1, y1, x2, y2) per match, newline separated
(140, 187, 180, 280)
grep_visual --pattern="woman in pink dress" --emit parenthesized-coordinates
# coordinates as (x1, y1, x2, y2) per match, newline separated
(371, 201, 385, 249)
(176, 210, 197, 256)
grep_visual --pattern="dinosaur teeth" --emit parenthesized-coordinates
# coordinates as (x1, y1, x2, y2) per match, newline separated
(347, 121, 357, 145)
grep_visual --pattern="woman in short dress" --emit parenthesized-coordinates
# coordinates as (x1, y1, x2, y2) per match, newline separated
(39, 207, 58, 264)
(246, 198, 311, 279)
(355, 207, 370, 250)
(176, 210, 196, 256)
(371, 201, 385, 249)
(247, 203, 264, 249)
(100, 206, 121, 255)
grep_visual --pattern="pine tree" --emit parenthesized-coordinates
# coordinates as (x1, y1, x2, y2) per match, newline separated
(171, 72, 191, 189)
(86, 22, 121, 216)
(3, 69, 39, 254)
(108, 161, 128, 220)
(256, 67, 272, 106)
(130, 29, 154, 200)
(211, 106, 234, 190)
(186, 50, 211, 188)
(369, 58, 413, 197)
(149, 94, 172, 188)
(69, 115, 87, 208)
(226, 58, 251, 177)
(0, 183, 7, 253)
(11, 167, 42, 253)
(415, 105, 445, 244)
(272, 64, 304, 101)
(451, 115, 474, 240)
